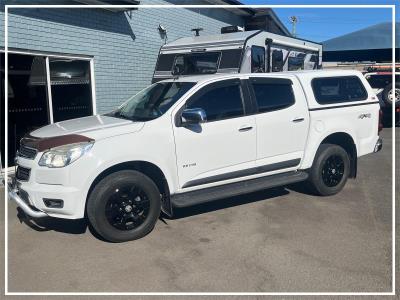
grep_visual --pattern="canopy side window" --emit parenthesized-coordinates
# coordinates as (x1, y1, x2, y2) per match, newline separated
(251, 46, 265, 73)
(271, 49, 284, 72)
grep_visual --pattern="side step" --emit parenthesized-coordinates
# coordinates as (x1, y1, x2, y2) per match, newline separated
(171, 171, 308, 208)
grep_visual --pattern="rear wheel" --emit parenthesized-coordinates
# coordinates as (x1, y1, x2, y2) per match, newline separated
(307, 144, 350, 196)
(87, 170, 161, 242)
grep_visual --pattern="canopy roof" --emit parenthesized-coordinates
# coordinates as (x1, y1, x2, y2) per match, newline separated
(163, 30, 259, 49)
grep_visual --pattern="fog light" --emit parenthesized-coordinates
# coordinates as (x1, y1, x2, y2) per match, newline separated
(43, 198, 64, 208)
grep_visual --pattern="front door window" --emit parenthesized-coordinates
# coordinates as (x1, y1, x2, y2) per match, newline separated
(186, 82, 244, 122)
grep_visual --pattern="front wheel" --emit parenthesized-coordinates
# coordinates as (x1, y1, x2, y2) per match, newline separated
(307, 144, 350, 196)
(87, 170, 161, 242)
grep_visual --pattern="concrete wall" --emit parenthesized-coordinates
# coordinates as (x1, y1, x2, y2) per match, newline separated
(0, 0, 243, 113)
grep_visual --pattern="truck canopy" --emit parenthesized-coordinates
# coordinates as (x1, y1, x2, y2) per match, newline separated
(153, 30, 322, 82)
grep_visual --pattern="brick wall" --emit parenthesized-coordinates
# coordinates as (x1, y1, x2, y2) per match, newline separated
(0, 0, 244, 113)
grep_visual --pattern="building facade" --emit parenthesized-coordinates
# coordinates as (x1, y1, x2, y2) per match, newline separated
(0, 0, 289, 166)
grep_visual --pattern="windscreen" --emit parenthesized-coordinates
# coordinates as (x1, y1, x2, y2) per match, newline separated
(107, 82, 195, 121)
(173, 52, 220, 75)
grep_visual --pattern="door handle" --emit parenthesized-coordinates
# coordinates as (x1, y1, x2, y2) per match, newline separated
(238, 126, 253, 132)
(292, 117, 304, 123)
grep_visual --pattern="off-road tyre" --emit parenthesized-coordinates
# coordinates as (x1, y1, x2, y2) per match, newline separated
(87, 170, 161, 242)
(307, 144, 350, 196)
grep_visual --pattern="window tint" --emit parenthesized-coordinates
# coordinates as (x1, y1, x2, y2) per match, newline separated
(271, 50, 284, 72)
(251, 79, 295, 113)
(156, 54, 176, 71)
(173, 52, 220, 75)
(251, 46, 265, 73)
(187, 82, 244, 122)
(312, 76, 368, 104)
(219, 48, 242, 69)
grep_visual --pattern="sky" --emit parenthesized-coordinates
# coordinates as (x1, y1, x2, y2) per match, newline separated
(241, 0, 397, 42)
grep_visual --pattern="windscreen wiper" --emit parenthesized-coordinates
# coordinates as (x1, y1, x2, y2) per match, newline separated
(113, 111, 134, 121)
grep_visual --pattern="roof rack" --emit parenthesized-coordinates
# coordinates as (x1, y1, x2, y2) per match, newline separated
(364, 64, 400, 72)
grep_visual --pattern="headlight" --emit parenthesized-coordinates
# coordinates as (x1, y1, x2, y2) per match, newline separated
(38, 142, 94, 168)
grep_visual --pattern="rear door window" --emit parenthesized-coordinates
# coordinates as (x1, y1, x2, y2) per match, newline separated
(312, 76, 368, 104)
(250, 78, 295, 113)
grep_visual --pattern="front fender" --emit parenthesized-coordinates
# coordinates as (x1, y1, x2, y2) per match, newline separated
(67, 129, 178, 217)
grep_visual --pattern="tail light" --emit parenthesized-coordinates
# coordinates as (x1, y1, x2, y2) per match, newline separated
(378, 109, 383, 133)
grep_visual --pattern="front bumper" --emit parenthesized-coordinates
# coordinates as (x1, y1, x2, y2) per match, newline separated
(374, 137, 383, 153)
(10, 155, 90, 219)
(9, 177, 86, 219)
(8, 180, 47, 218)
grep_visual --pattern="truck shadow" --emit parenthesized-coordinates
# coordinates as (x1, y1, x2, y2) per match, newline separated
(170, 187, 290, 220)
(16, 186, 300, 237)
(16, 207, 88, 235)
(285, 181, 313, 195)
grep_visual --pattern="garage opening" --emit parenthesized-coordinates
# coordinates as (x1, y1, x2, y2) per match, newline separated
(0, 51, 95, 167)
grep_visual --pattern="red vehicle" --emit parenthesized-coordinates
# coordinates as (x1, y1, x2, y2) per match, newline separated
(364, 64, 399, 126)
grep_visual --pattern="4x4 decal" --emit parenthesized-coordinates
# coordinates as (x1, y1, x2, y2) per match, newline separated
(358, 113, 372, 119)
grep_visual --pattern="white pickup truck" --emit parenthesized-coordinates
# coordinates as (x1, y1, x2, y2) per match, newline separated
(9, 70, 382, 242)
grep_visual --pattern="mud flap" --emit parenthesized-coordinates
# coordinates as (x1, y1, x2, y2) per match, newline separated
(161, 194, 173, 218)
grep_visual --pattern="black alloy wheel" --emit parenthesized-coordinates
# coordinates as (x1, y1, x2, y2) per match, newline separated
(321, 155, 345, 187)
(105, 184, 150, 231)
(307, 143, 350, 196)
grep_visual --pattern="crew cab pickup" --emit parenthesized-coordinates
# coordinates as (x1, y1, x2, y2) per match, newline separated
(9, 70, 382, 242)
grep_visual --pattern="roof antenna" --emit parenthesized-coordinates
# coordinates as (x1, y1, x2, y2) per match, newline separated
(191, 28, 203, 37)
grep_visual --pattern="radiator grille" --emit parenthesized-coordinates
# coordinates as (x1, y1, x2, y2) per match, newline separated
(19, 145, 38, 159)
(16, 166, 31, 181)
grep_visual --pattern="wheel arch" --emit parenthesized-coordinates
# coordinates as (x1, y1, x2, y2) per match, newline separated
(85, 160, 172, 216)
(319, 132, 358, 178)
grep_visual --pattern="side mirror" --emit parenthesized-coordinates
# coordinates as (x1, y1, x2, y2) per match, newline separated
(181, 108, 207, 125)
